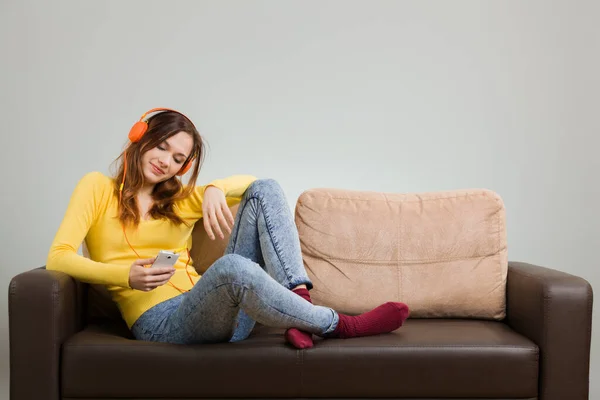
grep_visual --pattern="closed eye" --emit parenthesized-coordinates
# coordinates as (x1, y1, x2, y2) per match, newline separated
(157, 145, 183, 164)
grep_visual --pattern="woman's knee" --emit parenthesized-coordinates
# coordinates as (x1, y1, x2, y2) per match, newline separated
(247, 178, 284, 198)
(210, 254, 261, 281)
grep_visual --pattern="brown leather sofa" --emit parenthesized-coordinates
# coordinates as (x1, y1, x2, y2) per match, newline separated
(9, 206, 593, 400)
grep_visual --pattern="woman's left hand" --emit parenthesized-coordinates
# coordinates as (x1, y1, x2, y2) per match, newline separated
(202, 185, 235, 240)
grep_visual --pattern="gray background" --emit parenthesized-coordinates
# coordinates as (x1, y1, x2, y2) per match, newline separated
(1, 0, 598, 398)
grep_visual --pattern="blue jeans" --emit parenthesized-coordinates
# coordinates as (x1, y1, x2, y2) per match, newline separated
(130, 179, 339, 344)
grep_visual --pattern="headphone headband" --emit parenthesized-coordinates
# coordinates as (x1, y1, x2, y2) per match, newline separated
(138, 107, 192, 124)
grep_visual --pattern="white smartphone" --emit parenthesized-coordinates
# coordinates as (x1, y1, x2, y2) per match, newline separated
(151, 250, 180, 268)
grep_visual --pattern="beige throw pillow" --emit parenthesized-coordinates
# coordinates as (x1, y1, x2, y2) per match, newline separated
(295, 188, 507, 320)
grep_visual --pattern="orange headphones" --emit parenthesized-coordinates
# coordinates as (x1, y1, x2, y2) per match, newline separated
(128, 107, 194, 176)
(120, 107, 197, 293)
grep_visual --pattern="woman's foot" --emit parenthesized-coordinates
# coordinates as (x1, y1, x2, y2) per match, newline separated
(325, 302, 409, 339)
(285, 288, 315, 349)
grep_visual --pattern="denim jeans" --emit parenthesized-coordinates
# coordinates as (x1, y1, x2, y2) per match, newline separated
(130, 179, 339, 344)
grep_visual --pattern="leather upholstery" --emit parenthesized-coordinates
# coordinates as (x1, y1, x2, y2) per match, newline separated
(64, 398, 537, 400)
(506, 261, 593, 400)
(9, 268, 85, 400)
(61, 319, 537, 398)
(8, 231, 592, 399)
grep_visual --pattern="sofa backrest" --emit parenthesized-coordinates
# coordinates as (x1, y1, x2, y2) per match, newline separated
(85, 188, 507, 323)
(295, 188, 507, 320)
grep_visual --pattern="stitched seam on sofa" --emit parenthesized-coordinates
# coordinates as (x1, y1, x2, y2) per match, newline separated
(62, 344, 539, 350)
(310, 253, 501, 263)
(496, 205, 504, 315)
(314, 192, 496, 203)
(397, 194, 402, 302)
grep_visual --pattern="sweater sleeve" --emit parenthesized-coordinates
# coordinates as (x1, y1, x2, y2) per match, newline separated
(46, 172, 131, 287)
(177, 175, 257, 219)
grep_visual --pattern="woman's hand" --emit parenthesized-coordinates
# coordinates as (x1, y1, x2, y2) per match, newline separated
(202, 185, 235, 240)
(128, 257, 176, 291)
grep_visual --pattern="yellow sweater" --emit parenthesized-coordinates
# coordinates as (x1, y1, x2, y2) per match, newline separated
(46, 171, 257, 329)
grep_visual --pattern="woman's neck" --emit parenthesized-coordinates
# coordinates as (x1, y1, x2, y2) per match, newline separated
(138, 184, 155, 197)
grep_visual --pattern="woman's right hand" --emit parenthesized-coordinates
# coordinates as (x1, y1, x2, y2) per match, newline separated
(128, 257, 176, 291)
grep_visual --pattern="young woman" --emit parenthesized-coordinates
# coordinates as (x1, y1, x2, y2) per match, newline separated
(47, 108, 409, 348)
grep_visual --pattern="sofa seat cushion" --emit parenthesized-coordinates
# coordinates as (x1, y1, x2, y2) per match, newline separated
(61, 319, 537, 398)
(300, 319, 538, 398)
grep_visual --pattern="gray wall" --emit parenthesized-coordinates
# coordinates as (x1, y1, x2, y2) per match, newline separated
(1, 0, 598, 398)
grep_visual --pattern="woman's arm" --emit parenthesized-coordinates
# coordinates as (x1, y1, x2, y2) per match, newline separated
(204, 175, 258, 199)
(177, 174, 257, 220)
(46, 172, 131, 287)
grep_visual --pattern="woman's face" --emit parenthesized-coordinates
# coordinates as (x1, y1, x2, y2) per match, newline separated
(140, 131, 194, 185)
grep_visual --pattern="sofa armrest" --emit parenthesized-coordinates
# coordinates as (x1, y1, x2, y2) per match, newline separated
(506, 261, 593, 400)
(9, 267, 86, 400)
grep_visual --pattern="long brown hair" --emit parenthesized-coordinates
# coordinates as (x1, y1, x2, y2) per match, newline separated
(110, 111, 205, 228)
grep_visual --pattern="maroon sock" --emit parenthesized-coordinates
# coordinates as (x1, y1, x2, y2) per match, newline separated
(325, 302, 410, 339)
(285, 288, 315, 349)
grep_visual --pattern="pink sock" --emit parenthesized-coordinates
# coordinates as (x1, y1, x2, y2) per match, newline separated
(285, 288, 314, 349)
(325, 302, 409, 339)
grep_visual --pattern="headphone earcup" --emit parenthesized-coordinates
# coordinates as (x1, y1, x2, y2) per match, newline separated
(177, 159, 193, 176)
(128, 121, 148, 142)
